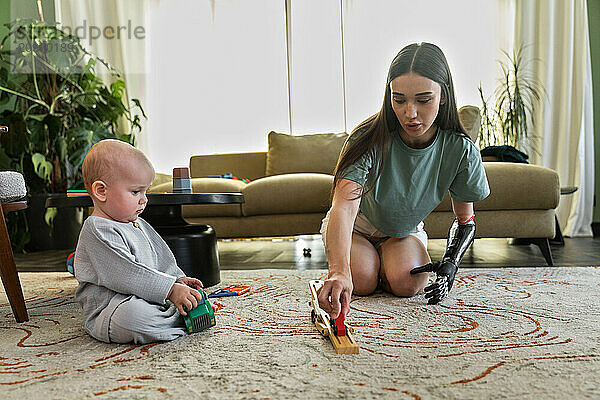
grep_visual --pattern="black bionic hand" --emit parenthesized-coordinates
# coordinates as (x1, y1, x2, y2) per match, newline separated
(410, 217, 475, 304)
(410, 261, 458, 304)
(424, 261, 457, 304)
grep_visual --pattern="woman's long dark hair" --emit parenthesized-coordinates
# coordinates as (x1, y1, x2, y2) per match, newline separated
(333, 42, 467, 198)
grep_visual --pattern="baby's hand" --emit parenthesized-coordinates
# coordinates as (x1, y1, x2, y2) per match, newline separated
(177, 276, 204, 290)
(167, 282, 203, 316)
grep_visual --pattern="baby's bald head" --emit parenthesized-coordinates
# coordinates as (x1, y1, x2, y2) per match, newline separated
(82, 139, 154, 194)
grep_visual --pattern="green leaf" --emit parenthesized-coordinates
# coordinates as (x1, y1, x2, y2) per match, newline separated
(110, 79, 126, 98)
(117, 134, 133, 144)
(46, 37, 80, 71)
(131, 98, 147, 119)
(31, 152, 53, 183)
(27, 119, 47, 153)
(0, 20, 141, 193)
(28, 113, 47, 121)
(44, 207, 57, 228)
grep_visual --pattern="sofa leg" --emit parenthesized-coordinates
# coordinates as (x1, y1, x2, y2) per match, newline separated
(531, 238, 554, 266)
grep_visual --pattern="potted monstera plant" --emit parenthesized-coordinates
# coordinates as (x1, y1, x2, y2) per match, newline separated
(0, 19, 145, 251)
(477, 45, 544, 162)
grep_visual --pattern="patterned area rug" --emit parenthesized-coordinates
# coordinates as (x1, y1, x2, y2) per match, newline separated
(1, 268, 599, 399)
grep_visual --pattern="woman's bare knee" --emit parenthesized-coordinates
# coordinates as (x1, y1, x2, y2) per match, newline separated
(379, 236, 430, 297)
(388, 280, 425, 297)
(383, 268, 428, 297)
(351, 267, 378, 295)
(348, 233, 380, 295)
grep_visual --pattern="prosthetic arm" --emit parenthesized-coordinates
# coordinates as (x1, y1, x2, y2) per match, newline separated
(410, 216, 475, 304)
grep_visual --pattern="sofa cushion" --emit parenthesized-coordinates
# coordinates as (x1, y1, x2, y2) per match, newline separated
(242, 173, 333, 216)
(189, 152, 267, 181)
(265, 131, 348, 176)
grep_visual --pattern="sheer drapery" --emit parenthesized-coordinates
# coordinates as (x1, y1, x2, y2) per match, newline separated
(54, 0, 148, 148)
(514, 0, 594, 237)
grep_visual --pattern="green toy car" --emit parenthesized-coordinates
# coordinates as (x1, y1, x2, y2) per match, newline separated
(182, 289, 216, 333)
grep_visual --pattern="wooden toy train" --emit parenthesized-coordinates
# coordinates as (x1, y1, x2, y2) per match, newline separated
(309, 280, 359, 354)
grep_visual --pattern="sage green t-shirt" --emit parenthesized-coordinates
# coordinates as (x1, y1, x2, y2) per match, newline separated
(340, 128, 490, 237)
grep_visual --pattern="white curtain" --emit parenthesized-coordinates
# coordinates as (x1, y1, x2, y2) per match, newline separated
(514, 0, 595, 237)
(54, 0, 149, 148)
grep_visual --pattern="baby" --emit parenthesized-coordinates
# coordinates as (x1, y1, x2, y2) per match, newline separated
(74, 139, 203, 344)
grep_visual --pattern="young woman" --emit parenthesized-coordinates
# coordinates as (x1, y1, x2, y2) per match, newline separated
(318, 42, 490, 319)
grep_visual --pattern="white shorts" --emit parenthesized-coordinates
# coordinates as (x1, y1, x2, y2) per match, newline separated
(319, 209, 428, 250)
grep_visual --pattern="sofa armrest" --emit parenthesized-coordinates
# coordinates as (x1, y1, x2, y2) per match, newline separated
(478, 162, 559, 210)
(189, 152, 267, 181)
(432, 162, 560, 212)
(148, 173, 172, 192)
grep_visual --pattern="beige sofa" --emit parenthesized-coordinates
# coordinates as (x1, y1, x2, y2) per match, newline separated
(149, 106, 560, 265)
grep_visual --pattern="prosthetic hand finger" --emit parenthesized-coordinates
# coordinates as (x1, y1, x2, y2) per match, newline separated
(428, 288, 449, 304)
(424, 287, 442, 299)
(410, 262, 436, 275)
(424, 282, 440, 293)
(429, 278, 449, 304)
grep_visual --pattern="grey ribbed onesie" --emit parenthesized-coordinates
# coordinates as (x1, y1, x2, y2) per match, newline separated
(74, 216, 187, 344)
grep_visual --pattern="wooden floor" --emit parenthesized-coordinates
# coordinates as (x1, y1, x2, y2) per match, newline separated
(13, 235, 600, 273)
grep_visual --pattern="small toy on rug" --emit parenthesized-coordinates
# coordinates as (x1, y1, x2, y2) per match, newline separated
(308, 280, 359, 354)
(66, 251, 75, 274)
(182, 289, 216, 333)
(67, 189, 89, 197)
(206, 173, 251, 183)
(208, 284, 250, 298)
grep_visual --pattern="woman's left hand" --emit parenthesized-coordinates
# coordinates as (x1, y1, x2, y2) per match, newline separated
(177, 276, 204, 290)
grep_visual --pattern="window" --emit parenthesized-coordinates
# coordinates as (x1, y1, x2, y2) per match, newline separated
(146, 0, 289, 172)
(145, 0, 507, 172)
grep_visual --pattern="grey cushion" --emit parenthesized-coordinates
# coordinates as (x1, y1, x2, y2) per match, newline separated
(0, 171, 27, 203)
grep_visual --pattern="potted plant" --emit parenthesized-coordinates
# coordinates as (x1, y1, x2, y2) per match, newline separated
(0, 19, 145, 251)
(477, 45, 544, 162)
